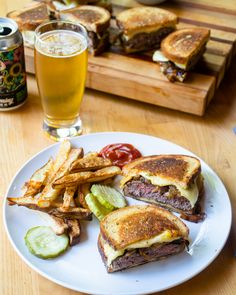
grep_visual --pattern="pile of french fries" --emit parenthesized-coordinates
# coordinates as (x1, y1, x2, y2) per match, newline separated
(8, 140, 121, 246)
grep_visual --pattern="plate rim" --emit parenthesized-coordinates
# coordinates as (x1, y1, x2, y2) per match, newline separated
(3, 132, 232, 295)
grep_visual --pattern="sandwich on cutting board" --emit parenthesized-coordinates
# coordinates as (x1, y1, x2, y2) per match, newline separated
(121, 154, 205, 222)
(98, 205, 189, 272)
(60, 5, 111, 55)
(116, 7, 177, 53)
(153, 28, 210, 82)
(7, 2, 56, 47)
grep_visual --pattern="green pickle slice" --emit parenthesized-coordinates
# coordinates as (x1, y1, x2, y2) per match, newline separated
(91, 184, 127, 210)
(85, 193, 112, 221)
(25, 226, 69, 259)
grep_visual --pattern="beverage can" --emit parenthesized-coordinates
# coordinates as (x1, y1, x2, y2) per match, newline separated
(0, 17, 27, 110)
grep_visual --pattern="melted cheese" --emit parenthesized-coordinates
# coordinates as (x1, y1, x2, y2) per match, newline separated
(174, 62, 187, 70)
(153, 50, 169, 62)
(152, 50, 187, 69)
(103, 230, 180, 266)
(140, 172, 199, 208)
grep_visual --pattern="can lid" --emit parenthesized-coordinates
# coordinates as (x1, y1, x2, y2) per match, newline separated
(0, 17, 18, 38)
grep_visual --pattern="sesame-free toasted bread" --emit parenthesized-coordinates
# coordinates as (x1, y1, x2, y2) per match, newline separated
(7, 2, 51, 31)
(116, 7, 177, 38)
(122, 154, 201, 189)
(60, 5, 111, 33)
(161, 28, 210, 66)
(100, 205, 189, 251)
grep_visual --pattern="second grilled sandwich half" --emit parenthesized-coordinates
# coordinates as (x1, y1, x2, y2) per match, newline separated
(98, 205, 189, 272)
(121, 154, 205, 222)
(116, 7, 178, 53)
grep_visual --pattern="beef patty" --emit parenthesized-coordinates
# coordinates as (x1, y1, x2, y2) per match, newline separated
(99, 238, 187, 273)
(121, 27, 174, 52)
(123, 176, 194, 212)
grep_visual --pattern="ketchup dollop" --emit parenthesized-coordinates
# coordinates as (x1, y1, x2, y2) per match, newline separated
(99, 143, 142, 168)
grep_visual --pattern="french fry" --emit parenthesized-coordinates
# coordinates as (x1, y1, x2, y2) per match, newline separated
(47, 140, 71, 184)
(52, 166, 121, 189)
(48, 215, 69, 235)
(38, 148, 83, 206)
(23, 158, 54, 197)
(66, 219, 81, 246)
(62, 186, 77, 209)
(75, 183, 91, 209)
(70, 154, 112, 172)
(49, 207, 92, 220)
(7, 196, 92, 220)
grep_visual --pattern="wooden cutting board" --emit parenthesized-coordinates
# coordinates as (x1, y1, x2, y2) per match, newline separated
(24, 0, 236, 116)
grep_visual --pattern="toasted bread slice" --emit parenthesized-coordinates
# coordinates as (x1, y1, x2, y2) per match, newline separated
(100, 205, 189, 251)
(122, 154, 201, 189)
(161, 28, 210, 68)
(116, 7, 177, 39)
(60, 5, 111, 33)
(7, 2, 51, 31)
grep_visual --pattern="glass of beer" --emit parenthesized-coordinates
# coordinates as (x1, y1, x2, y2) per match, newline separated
(34, 20, 88, 140)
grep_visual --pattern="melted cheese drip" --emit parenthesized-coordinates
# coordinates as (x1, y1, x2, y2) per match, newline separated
(103, 230, 180, 266)
(141, 172, 199, 207)
(152, 50, 187, 69)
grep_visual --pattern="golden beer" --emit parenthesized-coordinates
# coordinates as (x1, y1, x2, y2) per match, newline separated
(34, 21, 88, 140)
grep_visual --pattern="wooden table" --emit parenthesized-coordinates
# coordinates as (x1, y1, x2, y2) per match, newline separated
(1, 1, 236, 295)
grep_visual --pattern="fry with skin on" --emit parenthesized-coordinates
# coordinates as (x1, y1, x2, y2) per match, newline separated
(38, 148, 83, 206)
(47, 140, 71, 184)
(75, 183, 91, 209)
(48, 215, 69, 235)
(70, 154, 112, 172)
(66, 219, 81, 246)
(62, 186, 77, 210)
(52, 166, 121, 189)
(7, 196, 92, 220)
(23, 158, 54, 197)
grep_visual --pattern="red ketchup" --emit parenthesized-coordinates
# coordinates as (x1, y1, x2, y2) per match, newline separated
(99, 143, 142, 168)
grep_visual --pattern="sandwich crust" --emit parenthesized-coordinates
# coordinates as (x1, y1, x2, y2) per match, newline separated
(100, 205, 189, 250)
(7, 2, 50, 31)
(122, 154, 201, 189)
(116, 7, 177, 37)
(60, 5, 111, 33)
(161, 28, 210, 65)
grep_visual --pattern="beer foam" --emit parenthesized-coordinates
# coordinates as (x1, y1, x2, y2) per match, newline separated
(35, 30, 87, 57)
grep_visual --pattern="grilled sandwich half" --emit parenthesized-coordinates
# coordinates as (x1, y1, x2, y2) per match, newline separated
(153, 28, 210, 82)
(98, 205, 189, 272)
(60, 5, 111, 55)
(116, 7, 177, 53)
(7, 2, 56, 47)
(121, 155, 205, 222)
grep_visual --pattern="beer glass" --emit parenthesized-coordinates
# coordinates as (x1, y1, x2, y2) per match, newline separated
(34, 21, 88, 140)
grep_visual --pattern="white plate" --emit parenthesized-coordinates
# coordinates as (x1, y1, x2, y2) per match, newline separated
(3, 132, 232, 295)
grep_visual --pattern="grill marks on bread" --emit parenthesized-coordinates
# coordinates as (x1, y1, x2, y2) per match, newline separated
(137, 158, 188, 182)
(100, 205, 189, 250)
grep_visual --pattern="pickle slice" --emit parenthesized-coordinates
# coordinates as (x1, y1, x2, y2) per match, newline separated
(25, 226, 69, 259)
(91, 184, 127, 210)
(85, 193, 112, 221)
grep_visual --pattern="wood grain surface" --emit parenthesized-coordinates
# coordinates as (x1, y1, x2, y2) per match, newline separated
(1, 1, 236, 295)
(22, 0, 236, 115)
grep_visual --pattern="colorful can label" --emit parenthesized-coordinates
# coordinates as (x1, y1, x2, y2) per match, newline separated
(0, 44, 27, 109)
